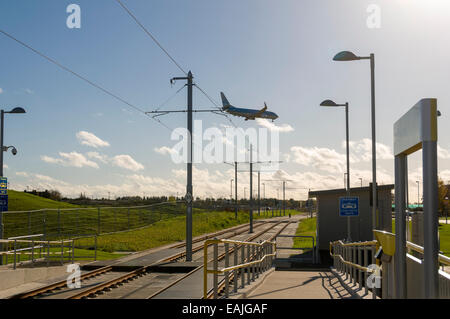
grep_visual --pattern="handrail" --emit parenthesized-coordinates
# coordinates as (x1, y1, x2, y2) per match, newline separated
(203, 238, 276, 299)
(406, 241, 450, 266)
(7, 234, 44, 240)
(329, 240, 378, 298)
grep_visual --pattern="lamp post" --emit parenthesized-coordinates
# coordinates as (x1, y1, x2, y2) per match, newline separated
(359, 178, 363, 188)
(0, 107, 26, 265)
(333, 51, 377, 235)
(320, 99, 351, 241)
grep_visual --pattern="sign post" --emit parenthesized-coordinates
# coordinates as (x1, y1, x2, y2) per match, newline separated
(339, 197, 359, 217)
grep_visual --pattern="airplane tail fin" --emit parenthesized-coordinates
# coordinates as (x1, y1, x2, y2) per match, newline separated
(220, 92, 231, 110)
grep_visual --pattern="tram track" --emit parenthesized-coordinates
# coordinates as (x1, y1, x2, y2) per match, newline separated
(10, 219, 275, 299)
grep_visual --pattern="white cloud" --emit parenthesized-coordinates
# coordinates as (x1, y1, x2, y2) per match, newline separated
(86, 151, 109, 163)
(346, 139, 393, 161)
(154, 146, 177, 156)
(76, 131, 110, 148)
(16, 172, 29, 177)
(111, 155, 144, 171)
(256, 119, 294, 133)
(438, 146, 450, 159)
(41, 152, 99, 168)
(290, 146, 347, 173)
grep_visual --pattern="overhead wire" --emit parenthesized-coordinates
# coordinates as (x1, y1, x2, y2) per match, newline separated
(0, 28, 177, 133)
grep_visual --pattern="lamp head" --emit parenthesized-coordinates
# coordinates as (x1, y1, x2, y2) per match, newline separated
(320, 99, 339, 107)
(8, 107, 26, 114)
(333, 51, 361, 61)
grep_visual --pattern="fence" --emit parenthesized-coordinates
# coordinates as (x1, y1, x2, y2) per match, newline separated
(329, 240, 378, 298)
(203, 238, 276, 299)
(2, 201, 187, 240)
(0, 234, 78, 268)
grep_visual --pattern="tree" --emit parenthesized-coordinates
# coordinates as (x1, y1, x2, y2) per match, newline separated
(438, 178, 448, 216)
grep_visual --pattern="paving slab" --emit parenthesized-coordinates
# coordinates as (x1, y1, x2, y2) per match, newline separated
(246, 270, 355, 299)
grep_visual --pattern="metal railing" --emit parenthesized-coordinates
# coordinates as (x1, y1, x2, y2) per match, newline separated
(0, 234, 74, 269)
(0, 233, 99, 269)
(330, 240, 378, 298)
(405, 240, 450, 298)
(203, 238, 276, 299)
(276, 235, 315, 263)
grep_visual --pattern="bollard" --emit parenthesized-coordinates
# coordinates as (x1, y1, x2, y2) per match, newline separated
(225, 243, 229, 298)
(213, 242, 218, 299)
(234, 244, 238, 293)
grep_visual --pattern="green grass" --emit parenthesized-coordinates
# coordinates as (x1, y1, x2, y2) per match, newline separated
(8, 190, 79, 211)
(292, 217, 316, 249)
(75, 210, 273, 253)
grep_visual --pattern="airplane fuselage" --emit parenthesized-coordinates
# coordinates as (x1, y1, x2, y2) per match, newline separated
(225, 106, 278, 121)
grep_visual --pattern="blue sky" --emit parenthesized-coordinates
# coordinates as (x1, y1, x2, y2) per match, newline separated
(1, 0, 450, 201)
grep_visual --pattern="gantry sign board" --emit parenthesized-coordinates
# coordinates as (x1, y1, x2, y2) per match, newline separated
(394, 98, 437, 156)
(339, 197, 359, 217)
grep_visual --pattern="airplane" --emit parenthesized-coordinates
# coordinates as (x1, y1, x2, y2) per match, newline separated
(220, 92, 278, 121)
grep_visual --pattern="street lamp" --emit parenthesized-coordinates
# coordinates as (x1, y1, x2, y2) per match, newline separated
(333, 51, 377, 235)
(320, 99, 351, 241)
(0, 106, 26, 265)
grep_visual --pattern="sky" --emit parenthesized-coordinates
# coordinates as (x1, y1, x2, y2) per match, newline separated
(1, 0, 450, 202)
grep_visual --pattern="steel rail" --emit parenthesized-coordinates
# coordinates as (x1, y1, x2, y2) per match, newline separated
(71, 221, 283, 299)
(147, 221, 285, 299)
(11, 220, 268, 299)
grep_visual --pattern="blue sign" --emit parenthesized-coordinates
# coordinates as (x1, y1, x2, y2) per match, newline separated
(0, 177, 7, 196)
(339, 197, 359, 217)
(0, 194, 8, 212)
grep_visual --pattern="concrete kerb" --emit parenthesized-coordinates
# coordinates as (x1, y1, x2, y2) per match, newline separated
(330, 267, 378, 299)
(227, 267, 276, 299)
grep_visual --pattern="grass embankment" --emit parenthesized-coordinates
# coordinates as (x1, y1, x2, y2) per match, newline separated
(76, 210, 303, 253)
(8, 190, 78, 211)
(5, 190, 306, 261)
